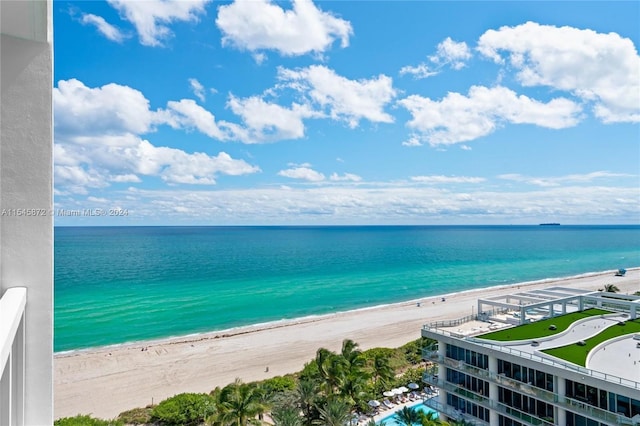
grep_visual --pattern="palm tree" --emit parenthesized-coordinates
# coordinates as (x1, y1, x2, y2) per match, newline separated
(316, 348, 343, 395)
(418, 410, 445, 425)
(370, 353, 394, 391)
(341, 339, 364, 370)
(297, 379, 320, 425)
(338, 340, 369, 408)
(339, 369, 368, 408)
(271, 405, 303, 426)
(395, 406, 421, 426)
(600, 284, 620, 293)
(254, 384, 273, 422)
(314, 398, 352, 426)
(216, 379, 266, 426)
(446, 420, 474, 426)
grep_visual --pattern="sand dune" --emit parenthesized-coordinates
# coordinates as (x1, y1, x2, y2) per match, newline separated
(54, 269, 639, 419)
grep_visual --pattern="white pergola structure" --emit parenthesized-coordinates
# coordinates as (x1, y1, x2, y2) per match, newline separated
(477, 286, 640, 325)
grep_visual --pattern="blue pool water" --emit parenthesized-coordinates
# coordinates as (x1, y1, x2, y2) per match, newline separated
(376, 403, 438, 425)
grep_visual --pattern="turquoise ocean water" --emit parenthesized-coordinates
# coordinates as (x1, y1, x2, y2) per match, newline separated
(54, 225, 640, 352)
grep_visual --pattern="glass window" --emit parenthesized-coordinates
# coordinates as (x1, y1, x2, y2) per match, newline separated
(546, 373, 554, 391)
(609, 393, 616, 413)
(513, 364, 521, 381)
(631, 398, 640, 417)
(537, 371, 546, 389)
(599, 389, 607, 409)
(617, 395, 630, 416)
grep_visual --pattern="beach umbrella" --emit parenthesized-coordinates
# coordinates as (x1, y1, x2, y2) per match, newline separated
(392, 388, 403, 396)
(383, 391, 395, 397)
(407, 383, 420, 390)
(398, 386, 409, 393)
(368, 400, 381, 407)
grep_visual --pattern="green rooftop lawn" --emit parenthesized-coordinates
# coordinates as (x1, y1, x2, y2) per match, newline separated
(476, 308, 611, 342)
(542, 318, 640, 366)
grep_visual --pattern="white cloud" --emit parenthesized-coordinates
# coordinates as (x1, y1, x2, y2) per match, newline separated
(227, 95, 319, 142)
(110, 174, 142, 183)
(411, 175, 485, 184)
(80, 13, 126, 42)
(400, 37, 471, 79)
(54, 79, 261, 193)
(398, 85, 582, 145)
(399, 63, 438, 80)
(253, 52, 267, 65)
(477, 21, 640, 123)
(132, 142, 260, 184)
(54, 79, 160, 136)
(54, 165, 109, 195)
(107, 0, 209, 47)
(61, 183, 640, 225)
(278, 166, 325, 182)
(278, 65, 396, 128)
(164, 99, 227, 140)
(216, 0, 352, 57)
(330, 172, 362, 182)
(55, 134, 261, 191)
(402, 136, 423, 147)
(498, 171, 633, 187)
(430, 37, 472, 70)
(87, 196, 109, 203)
(189, 78, 206, 102)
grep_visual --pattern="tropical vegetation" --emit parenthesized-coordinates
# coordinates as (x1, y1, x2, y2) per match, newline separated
(599, 284, 620, 293)
(55, 337, 472, 426)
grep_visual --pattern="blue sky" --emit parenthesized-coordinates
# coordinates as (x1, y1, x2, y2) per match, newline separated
(53, 0, 640, 225)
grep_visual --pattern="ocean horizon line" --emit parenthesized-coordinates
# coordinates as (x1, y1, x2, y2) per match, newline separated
(53, 223, 640, 229)
(54, 267, 637, 356)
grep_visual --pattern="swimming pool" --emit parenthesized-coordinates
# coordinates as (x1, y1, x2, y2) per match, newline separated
(375, 403, 439, 425)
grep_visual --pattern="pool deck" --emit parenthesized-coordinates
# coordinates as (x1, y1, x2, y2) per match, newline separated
(357, 391, 439, 425)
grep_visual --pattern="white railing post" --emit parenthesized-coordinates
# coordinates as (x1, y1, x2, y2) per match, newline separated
(0, 287, 27, 426)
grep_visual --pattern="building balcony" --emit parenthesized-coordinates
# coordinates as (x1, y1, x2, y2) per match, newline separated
(423, 372, 554, 426)
(423, 357, 638, 425)
(422, 324, 640, 392)
(421, 397, 490, 426)
(0, 287, 27, 425)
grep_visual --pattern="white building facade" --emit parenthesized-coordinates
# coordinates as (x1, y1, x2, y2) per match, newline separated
(421, 290, 640, 426)
(0, 0, 54, 424)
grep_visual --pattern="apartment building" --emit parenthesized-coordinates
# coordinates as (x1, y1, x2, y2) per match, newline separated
(421, 287, 640, 426)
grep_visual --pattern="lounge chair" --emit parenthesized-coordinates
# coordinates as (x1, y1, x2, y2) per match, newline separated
(383, 399, 395, 409)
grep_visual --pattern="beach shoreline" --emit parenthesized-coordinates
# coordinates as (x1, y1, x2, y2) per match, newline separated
(54, 269, 630, 356)
(54, 268, 639, 420)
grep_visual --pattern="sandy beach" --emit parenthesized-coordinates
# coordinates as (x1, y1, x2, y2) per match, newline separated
(54, 269, 639, 420)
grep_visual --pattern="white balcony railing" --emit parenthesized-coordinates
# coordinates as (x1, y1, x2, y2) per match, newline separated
(0, 287, 27, 426)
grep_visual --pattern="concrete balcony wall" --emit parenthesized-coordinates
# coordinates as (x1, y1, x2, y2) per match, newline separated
(0, 0, 54, 424)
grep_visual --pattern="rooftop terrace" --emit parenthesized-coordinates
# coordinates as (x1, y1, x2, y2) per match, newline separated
(422, 288, 640, 387)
